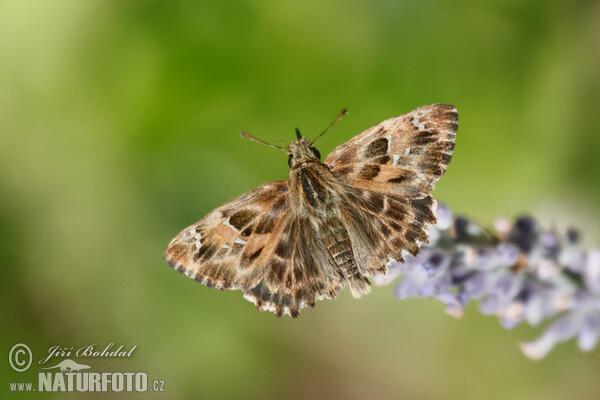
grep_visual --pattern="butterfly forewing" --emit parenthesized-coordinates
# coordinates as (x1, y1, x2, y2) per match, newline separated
(164, 181, 346, 317)
(325, 104, 457, 197)
(164, 181, 288, 290)
(164, 104, 458, 318)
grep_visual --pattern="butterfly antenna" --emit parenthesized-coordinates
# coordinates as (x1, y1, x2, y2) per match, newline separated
(311, 109, 348, 145)
(240, 132, 288, 151)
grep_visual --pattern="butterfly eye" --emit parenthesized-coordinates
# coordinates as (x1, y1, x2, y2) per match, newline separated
(311, 147, 321, 160)
(288, 154, 294, 168)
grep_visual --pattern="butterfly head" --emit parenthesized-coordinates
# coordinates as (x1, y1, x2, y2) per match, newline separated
(241, 109, 346, 169)
(287, 129, 321, 168)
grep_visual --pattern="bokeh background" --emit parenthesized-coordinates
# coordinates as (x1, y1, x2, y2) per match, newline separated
(2, 0, 600, 399)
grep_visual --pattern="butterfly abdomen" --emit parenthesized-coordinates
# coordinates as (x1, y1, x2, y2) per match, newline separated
(321, 219, 372, 298)
(326, 233, 357, 277)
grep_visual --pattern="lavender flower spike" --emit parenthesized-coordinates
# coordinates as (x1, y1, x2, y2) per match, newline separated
(376, 202, 600, 360)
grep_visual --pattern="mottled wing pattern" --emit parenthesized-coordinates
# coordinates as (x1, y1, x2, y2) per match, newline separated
(324, 104, 457, 272)
(325, 104, 457, 198)
(340, 187, 438, 274)
(164, 181, 345, 317)
(245, 214, 345, 317)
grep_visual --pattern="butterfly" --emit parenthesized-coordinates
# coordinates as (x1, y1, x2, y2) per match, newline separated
(164, 104, 458, 318)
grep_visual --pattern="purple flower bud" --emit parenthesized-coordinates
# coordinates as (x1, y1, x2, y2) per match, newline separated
(509, 216, 537, 253)
(423, 252, 449, 278)
(540, 233, 558, 249)
(497, 243, 520, 267)
(437, 291, 469, 318)
(499, 301, 524, 329)
(479, 294, 502, 315)
(454, 217, 470, 242)
(567, 228, 580, 244)
(473, 248, 499, 271)
(518, 285, 564, 326)
(435, 202, 453, 230)
(535, 259, 562, 280)
(520, 314, 580, 360)
(463, 272, 491, 299)
(515, 216, 536, 235)
(393, 274, 422, 299)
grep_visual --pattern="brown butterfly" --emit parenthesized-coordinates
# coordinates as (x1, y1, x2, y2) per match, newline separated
(164, 104, 458, 318)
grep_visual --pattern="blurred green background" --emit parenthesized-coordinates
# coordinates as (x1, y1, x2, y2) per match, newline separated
(2, 0, 599, 399)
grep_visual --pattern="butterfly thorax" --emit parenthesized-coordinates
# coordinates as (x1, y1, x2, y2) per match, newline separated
(287, 138, 339, 214)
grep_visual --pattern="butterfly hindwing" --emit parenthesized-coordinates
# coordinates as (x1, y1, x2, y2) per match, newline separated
(245, 215, 345, 317)
(338, 186, 438, 276)
(321, 104, 457, 277)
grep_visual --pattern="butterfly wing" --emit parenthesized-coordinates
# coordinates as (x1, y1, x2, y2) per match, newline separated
(324, 104, 458, 274)
(339, 187, 438, 276)
(325, 103, 457, 198)
(244, 213, 345, 317)
(164, 180, 345, 317)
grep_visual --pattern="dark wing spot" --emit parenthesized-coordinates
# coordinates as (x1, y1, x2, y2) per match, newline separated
(387, 170, 414, 184)
(410, 196, 436, 224)
(255, 214, 277, 234)
(229, 210, 257, 230)
(366, 191, 385, 210)
(405, 223, 427, 244)
(422, 163, 444, 176)
(275, 239, 291, 259)
(270, 259, 286, 282)
(388, 175, 407, 184)
(358, 164, 380, 180)
(412, 131, 438, 145)
(373, 154, 390, 164)
(380, 223, 391, 237)
(293, 266, 305, 283)
(387, 199, 408, 221)
(441, 153, 452, 166)
(197, 244, 217, 261)
(250, 280, 272, 304)
(242, 226, 254, 237)
(333, 165, 354, 176)
(271, 196, 286, 213)
(246, 247, 263, 263)
(364, 137, 388, 158)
